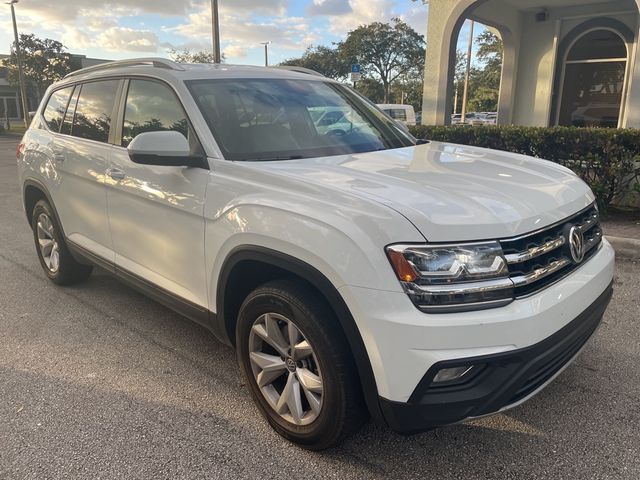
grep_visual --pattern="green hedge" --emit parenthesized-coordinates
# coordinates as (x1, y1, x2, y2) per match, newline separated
(409, 125, 640, 208)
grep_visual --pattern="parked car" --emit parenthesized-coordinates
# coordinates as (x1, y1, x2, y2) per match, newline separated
(451, 112, 481, 125)
(377, 104, 417, 126)
(483, 112, 498, 125)
(17, 58, 614, 450)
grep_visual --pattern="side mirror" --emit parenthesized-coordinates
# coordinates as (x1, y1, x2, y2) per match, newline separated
(127, 131, 207, 168)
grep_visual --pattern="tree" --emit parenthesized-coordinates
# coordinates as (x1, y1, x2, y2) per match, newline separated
(338, 18, 425, 102)
(355, 78, 385, 103)
(169, 49, 222, 63)
(2, 34, 78, 107)
(390, 77, 424, 111)
(281, 45, 349, 81)
(467, 31, 503, 112)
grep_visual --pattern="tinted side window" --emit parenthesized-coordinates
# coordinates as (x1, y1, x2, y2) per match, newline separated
(73, 80, 119, 143)
(43, 87, 73, 132)
(122, 80, 189, 147)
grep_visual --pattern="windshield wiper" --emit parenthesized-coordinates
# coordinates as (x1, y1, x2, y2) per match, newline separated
(243, 155, 305, 162)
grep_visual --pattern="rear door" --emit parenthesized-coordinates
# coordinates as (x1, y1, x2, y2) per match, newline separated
(47, 79, 121, 262)
(106, 78, 209, 308)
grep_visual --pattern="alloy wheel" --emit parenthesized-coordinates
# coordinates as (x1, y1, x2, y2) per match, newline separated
(248, 312, 324, 425)
(36, 213, 60, 273)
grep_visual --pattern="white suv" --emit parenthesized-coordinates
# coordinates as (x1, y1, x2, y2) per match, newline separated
(17, 58, 614, 450)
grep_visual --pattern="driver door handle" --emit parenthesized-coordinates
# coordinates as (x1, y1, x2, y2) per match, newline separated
(107, 167, 126, 180)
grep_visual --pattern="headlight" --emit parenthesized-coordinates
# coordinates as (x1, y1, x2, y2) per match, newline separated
(386, 242, 514, 313)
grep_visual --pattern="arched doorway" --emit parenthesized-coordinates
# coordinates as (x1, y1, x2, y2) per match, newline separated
(557, 28, 630, 127)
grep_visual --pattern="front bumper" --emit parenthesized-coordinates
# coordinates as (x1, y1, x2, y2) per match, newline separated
(378, 282, 612, 434)
(339, 238, 615, 430)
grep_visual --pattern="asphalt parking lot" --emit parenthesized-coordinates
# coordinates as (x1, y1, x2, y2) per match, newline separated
(1, 134, 639, 479)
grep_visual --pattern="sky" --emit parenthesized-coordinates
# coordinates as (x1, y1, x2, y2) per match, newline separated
(0, 0, 481, 67)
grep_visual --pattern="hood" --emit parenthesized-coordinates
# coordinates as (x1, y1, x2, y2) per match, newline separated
(246, 142, 595, 242)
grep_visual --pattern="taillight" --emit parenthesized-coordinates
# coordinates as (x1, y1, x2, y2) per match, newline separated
(16, 143, 24, 160)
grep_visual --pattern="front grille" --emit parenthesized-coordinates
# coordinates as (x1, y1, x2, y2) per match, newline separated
(500, 204, 602, 298)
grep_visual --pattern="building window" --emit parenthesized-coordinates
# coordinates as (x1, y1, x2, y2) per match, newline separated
(558, 29, 628, 128)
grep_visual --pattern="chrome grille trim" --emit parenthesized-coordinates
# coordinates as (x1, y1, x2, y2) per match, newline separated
(580, 212, 599, 235)
(500, 203, 603, 298)
(503, 206, 600, 267)
(505, 237, 565, 264)
(511, 259, 572, 287)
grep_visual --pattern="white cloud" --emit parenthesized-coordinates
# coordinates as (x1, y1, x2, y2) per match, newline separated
(224, 45, 248, 58)
(322, 0, 396, 34)
(96, 27, 159, 53)
(166, 6, 321, 62)
(306, 0, 352, 16)
(218, 0, 288, 15)
(14, 0, 199, 22)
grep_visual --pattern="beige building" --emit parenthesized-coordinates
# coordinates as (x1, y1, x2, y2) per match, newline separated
(422, 0, 640, 128)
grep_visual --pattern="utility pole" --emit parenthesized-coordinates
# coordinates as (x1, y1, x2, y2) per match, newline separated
(210, 0, 221, 63)
(260, 41, 271, 67)
(461, 19, 475, 124)
(7, 0, 29, 128)
(453, 85, 459, 115)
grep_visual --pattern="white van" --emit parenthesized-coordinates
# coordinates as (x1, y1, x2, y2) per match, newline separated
(377, 104, 417, 126)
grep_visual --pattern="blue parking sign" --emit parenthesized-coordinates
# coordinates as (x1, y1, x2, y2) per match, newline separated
(351, 64, 361, 73)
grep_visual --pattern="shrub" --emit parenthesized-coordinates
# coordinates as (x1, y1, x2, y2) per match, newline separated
(409, 125, 640, 208)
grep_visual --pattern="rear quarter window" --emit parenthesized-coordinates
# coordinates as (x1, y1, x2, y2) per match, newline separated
(42, 87, 73, 132)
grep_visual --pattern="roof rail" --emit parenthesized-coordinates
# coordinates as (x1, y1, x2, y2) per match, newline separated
(64, 57, 186, 79)
(274, 65, 325, 78)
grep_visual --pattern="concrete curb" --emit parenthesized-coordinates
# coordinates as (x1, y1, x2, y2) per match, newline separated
(606, 235, 640, 260)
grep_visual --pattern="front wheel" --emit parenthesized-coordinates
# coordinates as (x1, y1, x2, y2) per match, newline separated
(236, 280, 366, 450)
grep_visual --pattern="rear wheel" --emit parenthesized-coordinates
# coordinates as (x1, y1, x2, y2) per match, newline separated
(31, 200, 92, 285)
(236, 280, 366, 450)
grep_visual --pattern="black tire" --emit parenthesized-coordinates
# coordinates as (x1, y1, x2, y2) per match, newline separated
(236, 280, 367, 450)
(31, 199, 93, 285)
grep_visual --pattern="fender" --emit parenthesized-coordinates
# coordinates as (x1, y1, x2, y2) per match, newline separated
(216, 245, 384, 422)
(22, 179, 64, 234)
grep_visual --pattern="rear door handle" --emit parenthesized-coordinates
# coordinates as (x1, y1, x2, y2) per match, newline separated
(107, 167, 126, 180)
(52, 153, 65, 162)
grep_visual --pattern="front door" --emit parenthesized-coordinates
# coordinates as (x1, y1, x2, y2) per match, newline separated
(106, 78, 209, 309)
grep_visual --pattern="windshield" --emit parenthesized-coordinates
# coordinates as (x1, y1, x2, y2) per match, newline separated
(186, 78, 415, 161)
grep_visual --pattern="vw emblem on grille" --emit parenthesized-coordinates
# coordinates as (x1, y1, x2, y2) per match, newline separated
(568, 225, 585, 264)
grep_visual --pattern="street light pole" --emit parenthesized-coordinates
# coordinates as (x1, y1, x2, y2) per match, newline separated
(260, 41, 271, 67)
(210, 0, 221, 63)
(7, 0, 29, 128)
(461, 19, 474, 125)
